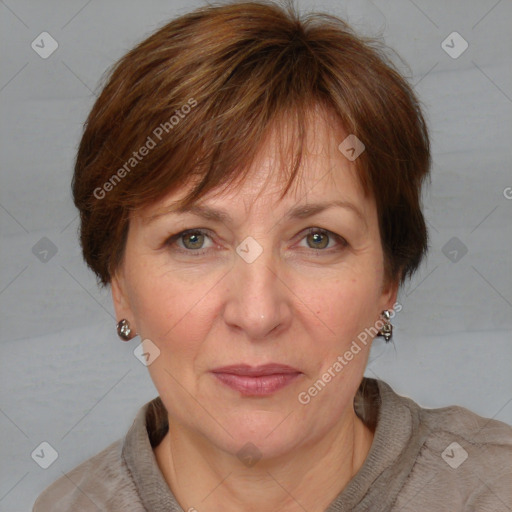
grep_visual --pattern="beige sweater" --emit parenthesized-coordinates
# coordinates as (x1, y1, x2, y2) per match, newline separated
(32, 378, 512, 511)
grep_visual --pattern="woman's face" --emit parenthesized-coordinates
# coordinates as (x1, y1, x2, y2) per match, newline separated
(112, 113, 398, 459)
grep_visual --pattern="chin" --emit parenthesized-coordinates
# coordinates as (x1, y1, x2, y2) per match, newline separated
(222, 430, 301, 464)
(203, 409, 305, 462)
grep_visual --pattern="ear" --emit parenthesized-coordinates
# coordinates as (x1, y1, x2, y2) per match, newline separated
(380, 274, 400, 312)
(111, 269, 135, 326)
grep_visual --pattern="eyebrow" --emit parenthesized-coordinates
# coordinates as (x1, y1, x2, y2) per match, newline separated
(145, 199, 366, 226)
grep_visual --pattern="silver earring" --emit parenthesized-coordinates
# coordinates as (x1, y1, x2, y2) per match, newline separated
(117, 319, 135, 341)
(377, 310, 393, 342)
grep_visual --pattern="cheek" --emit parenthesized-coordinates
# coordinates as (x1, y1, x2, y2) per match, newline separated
(127, 272, 206, 395)
(123, 247, 182, 331)
(301, 265, 384, 387)
(124, 256, 221, 367)
(297, 277, 380, 410)
(314, 270, 383, 337)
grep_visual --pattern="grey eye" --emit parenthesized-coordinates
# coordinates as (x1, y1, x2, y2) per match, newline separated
(181, 231, 207, 250)
(306, 230, 330, 249)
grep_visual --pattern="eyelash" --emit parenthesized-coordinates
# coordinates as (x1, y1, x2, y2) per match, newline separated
(164, 228, 348, 257)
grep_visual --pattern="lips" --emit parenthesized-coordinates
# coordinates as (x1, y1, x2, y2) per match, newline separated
(211, 363, 301, 377)
(210, 364, 302, 396)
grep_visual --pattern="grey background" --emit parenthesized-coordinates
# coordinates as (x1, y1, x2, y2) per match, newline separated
(1, 0, 511, 510)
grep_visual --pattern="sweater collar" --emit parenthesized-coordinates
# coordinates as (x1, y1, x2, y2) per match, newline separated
(122, 401, 181, 511)
(326, 379, 426, 511)
(122, 378, 426, 512)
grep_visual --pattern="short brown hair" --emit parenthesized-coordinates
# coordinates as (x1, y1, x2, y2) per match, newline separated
(72, 0, 430, 287)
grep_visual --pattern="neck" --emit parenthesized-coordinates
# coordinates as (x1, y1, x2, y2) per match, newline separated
(154, 407, 374, 512)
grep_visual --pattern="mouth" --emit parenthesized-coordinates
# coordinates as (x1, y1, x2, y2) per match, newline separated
(210, 364, 302, 396)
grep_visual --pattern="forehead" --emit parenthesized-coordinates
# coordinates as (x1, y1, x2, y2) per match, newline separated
(140, 107, 369, 221)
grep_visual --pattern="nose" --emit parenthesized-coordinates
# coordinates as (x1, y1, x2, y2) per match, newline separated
(222, 246, 292, 340)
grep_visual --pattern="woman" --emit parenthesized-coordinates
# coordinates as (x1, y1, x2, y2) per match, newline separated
(33, 1, 511, 511)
